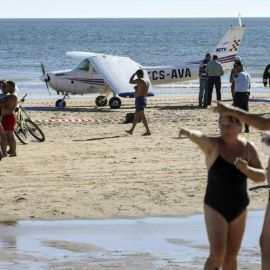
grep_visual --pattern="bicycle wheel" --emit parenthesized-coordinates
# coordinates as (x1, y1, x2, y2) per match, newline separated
(14, 121, 28, 144)
(25, 119, 45, 142)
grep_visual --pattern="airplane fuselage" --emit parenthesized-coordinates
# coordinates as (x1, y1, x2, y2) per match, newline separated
(146, 64, 199, 86)
(43, 63, 200, 95)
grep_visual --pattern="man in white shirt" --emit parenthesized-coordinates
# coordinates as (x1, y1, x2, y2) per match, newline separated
(232, 62, 251, 133)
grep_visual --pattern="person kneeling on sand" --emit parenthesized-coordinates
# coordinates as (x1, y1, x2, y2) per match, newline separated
(0, 81, 18, 157)
(179, 115, 265, 270)
(126, 69, 151, 136)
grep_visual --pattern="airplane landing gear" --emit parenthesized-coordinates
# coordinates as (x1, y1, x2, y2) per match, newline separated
(55, 93, 69, 107)
(95, 95, 108, 107)
(55, 99, 66, 107)
(109, 97, 121, 109)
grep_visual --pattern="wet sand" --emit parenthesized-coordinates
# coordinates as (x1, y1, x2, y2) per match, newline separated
(0, 212, 265, 269)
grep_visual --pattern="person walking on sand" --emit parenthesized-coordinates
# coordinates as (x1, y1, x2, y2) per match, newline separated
(214, 102, 270, 270)
(126, 69, 151, 136)
(0, 81, 18, 157)
(205, 55, 224, 106)
(179, 115, 265, 270)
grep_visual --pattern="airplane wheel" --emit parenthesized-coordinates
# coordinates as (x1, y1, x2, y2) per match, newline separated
(109, 97, 121, 109)
(95, 96, 107, 107)
(55, 99, 66, 107)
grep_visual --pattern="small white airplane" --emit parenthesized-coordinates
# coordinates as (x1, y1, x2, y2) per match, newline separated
(40, 16, 245, 109)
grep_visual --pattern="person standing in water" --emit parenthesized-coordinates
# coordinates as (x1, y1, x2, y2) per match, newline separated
(179, 115, 265, 270)
(215, 101, 270, 269)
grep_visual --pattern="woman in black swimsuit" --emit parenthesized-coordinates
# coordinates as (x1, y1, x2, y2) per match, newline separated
(179, 115, 266, 270)
(215, 101, 270, 270)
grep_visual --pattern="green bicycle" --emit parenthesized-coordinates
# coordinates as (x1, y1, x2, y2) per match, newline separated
(14, 94, 45, 144)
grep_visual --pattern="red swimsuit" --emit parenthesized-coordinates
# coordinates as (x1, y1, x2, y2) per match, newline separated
(2, 114, 17, 131)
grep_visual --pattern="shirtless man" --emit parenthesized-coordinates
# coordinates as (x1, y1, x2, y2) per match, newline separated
(126, 69, 151, 136)
(0, 81, 18, 157)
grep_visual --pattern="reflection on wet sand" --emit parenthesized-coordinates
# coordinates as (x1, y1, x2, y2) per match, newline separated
(0, 221, 18, 250)
(0, 213, 264, 269)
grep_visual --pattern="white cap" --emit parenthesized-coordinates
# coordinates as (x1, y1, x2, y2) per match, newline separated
(234, 56, 241, 61)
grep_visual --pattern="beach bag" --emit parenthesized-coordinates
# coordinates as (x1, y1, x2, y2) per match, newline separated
(125, 113, 141, 123)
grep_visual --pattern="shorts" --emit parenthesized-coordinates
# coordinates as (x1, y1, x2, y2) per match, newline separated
(2, 114, 17, 131)
(135, 97, 147, 112)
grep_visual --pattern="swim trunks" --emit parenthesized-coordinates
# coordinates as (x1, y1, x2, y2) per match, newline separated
(2, 114, 17, 131)
(204, 151, 249, 223)
(135, 96, 147, 112)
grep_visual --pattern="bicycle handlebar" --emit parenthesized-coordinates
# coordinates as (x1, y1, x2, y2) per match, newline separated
(19, 94, 28, 103)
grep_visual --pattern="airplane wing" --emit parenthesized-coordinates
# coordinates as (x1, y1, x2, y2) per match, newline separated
(66, 51, 99, 60)
(89, 55, 154, 98)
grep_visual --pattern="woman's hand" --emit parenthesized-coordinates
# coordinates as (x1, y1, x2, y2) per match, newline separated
(234, 157, 248, 173)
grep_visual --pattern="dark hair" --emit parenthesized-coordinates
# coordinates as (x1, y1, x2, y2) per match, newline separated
(7, 80, 15, 88)
(136, 69, 144, 77)
(0, 80, 7, 89)
(213, 55, 218, 60)
(219, 115, 242, 126)
(235, 61, 243, 67)
(205, 53, 211, 57)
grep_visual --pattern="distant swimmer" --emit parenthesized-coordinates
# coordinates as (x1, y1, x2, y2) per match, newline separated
(0, 81, 19, 157)
(179, 116, 265, 269)
(263, 63, 270, 87)
(126, 69, 151, 136)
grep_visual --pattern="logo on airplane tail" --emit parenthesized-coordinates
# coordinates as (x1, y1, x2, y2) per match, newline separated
(216, 48, 227, 52)
(229, 39, 241, 52)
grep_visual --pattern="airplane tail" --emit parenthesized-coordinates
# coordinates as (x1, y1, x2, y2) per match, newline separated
(211, 23, 245, 69)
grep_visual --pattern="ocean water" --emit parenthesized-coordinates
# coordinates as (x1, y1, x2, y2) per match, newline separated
(0, 17, 269, 97)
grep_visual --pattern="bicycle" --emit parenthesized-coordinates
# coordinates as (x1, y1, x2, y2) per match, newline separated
(14, 94, 45, 144)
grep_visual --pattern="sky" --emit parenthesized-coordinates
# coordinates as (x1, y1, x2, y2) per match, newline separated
(1, 0, 270, 18)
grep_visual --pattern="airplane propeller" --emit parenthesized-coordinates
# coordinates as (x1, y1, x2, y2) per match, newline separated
(41, 62, 51, 95)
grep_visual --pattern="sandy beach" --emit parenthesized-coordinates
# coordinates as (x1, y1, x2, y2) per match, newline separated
(1, 94, 269, 221)
(0, 94, 269, 269)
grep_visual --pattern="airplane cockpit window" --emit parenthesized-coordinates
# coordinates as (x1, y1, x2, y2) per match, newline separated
(75, 59, 90, 71)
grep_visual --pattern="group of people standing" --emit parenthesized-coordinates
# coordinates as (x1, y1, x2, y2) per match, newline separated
(199, 53, 224, 107)
(0, 80, 19, 159)
(199, 54, 251, 133)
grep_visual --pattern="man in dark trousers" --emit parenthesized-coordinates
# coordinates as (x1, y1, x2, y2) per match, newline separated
(232, 62, 251, 133)
(205, 55, 224, 106)
(198, 53, 211, 107)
